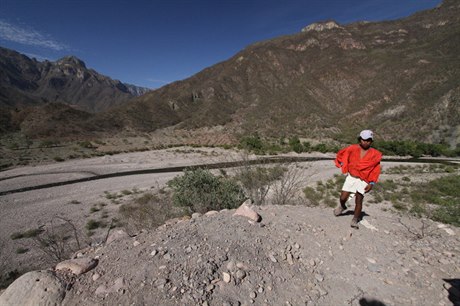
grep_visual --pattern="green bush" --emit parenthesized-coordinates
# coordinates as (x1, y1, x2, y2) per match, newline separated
(288, 137, 303, 153)
(374, 140, 457, 157)
(10, 228, 43, 240)
(236, 166, 284, 205)
(168, 168, 245, 213)
(86, 219, 104, 231)
(239, 134, 264, 154)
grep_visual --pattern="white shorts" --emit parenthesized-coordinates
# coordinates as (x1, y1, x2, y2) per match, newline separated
(342, 174, 368, 195)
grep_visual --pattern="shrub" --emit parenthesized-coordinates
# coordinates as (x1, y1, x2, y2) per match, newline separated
(15, 247, 29, 254)
(86, 219, 104, 231)
(10, 228, 43, 240)
(119, 191, 185, 231)
(239, 135, 264, 153)
(288, 137, 303, 153)
(236, 166, 284, 205)
(168, 168, 245, 213)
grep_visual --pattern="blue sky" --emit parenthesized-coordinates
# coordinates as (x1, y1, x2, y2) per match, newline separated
(0, 0, 441, 89)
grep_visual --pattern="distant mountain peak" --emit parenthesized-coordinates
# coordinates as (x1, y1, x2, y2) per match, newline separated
(56, 56, 86, 68)
(301, 20, 342, 32)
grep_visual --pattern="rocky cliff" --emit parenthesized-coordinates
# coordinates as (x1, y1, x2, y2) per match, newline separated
(0, 47, 150, 113)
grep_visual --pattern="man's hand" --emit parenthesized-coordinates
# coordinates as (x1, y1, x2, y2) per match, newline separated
(364, 183, 373, 193)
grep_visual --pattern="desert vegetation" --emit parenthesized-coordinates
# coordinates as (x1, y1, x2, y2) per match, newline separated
(2, 131, 459, 171)
(303, 164, 460, 226)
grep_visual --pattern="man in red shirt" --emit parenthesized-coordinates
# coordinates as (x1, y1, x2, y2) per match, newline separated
(334, 130, 382, 228)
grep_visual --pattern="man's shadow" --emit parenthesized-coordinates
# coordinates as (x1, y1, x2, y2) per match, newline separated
(359, 298, 386, 306)
(342, 210, 370, 219)
(444, 278, 460, 305)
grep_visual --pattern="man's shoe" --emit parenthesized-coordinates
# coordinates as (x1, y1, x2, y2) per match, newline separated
(333, 205, 346, 216)
(350, 217, 359, 229)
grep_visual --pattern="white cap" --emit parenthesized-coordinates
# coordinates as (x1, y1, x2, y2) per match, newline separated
(359, 130, 373, 140)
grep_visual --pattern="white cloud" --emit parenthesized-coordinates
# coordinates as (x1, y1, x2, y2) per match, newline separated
(0, 20, 68, 51)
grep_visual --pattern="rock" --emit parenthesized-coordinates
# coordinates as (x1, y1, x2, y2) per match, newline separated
(205, 211, 219, 216)
(223, 272, 231, 283)
(233, 200, 261, 222)
(133, 241, 141, 247)
(235, 269, 246, 280)
(287, 253, 294, 265)
(269, 253, 278, 263)
(92, 273, 101, 281)
(55, 257, 98, 275)
(96, 277, 127, 296)
(192, 213, 202, 219)
(164, 253, 172, 261)
(0, 270, 66, 306)
(151, 250, 158, 256)
(226, 260, 235, 271)
(106, 229, 130, 244)
(367, 264, 381, 273)
(314, 273, 324, 282)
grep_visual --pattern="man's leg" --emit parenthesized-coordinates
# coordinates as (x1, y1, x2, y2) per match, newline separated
(340, 191, 351, 208)
(334, 191, 351, 216)
(354, 192, 364, 220)
(351, 192, 364, 228)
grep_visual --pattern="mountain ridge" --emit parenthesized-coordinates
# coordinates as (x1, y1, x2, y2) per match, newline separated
(1, 0, 459, 146)
(0, 47, 150, 113)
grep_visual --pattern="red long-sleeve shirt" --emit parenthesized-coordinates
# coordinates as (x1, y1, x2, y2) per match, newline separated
(334, 144, 382, 183)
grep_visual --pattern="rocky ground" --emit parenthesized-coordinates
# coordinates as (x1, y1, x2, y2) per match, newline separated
(1, 202, 460, 305)
(0, 148, 459, 305)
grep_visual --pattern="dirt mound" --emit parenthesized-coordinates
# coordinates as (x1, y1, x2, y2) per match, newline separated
(15, 203, 455, 306)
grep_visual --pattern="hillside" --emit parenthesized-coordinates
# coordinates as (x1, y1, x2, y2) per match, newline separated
(1, 204, 459, 305)
(0, 47, 150, 113)
(94, 0, 459, 146)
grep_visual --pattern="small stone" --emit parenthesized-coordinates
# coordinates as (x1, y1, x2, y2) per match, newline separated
(258, 287, 264, 293)
(226, 260, 235, 271)
(315, 273, 324, 282)
(366, 258, 377, 264)
(269, 253, 277, 263)
(206, 284, 215, 292)
(287, 253, 294, 265)
(150, 250, 158, 256)
(192, 213, 202, 219)
(205, 210, 219, 216)
(223, 272, 231, 283)
(235, 270, 246, 280)
(92, 273, 100, 281)
(133, 241, 141, 247)
(367, 264, 381, 273)
(250, 291, 257, 299)
(164, 253, 172, 260)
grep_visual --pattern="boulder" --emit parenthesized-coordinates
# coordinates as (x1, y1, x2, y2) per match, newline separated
(55, 257, 98, 275)
(106, 229, 130, 244)
(233, 200, 261, 222)
(0, 270, 66, 306)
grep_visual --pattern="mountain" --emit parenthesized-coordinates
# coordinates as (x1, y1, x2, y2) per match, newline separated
(2, 0, 459, 146)
(95, 0, 459, 146)
(0, 47, 150, 113)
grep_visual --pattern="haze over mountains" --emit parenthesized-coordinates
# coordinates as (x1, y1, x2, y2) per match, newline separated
(1, 0, 459, 146)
